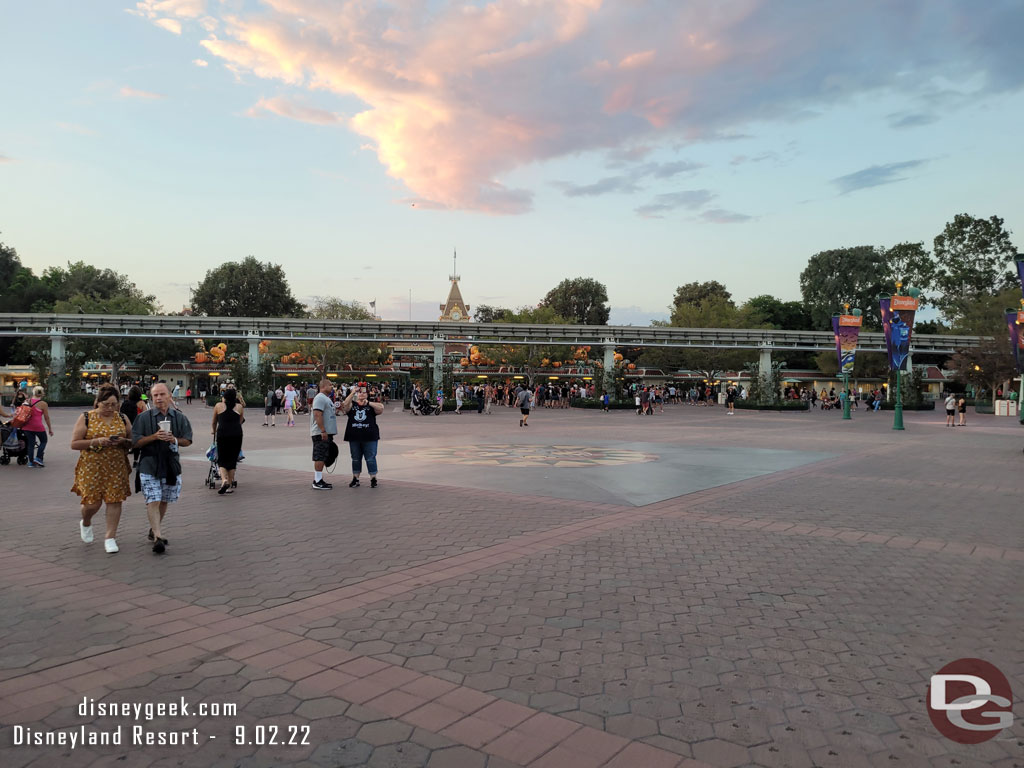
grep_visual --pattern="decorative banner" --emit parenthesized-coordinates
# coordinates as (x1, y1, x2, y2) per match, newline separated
(880, 294, 919, 371)
(1007, 310, 1024, 372)
(1016, 258, 1024, 297)
(831, 313, 863, 375)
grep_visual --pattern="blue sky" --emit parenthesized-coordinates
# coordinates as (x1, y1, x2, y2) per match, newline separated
(2, 0, 1022, 324)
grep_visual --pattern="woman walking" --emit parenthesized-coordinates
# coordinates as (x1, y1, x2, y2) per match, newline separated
(22, 386, 54, 468)
(341, 384, 383, 488)
(70, 384, 132, 553)
(283, 383, 297, 426)
(211, 388, 244, 494)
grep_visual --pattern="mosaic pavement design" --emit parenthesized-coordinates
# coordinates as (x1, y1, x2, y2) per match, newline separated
(402, 444, 659, 467)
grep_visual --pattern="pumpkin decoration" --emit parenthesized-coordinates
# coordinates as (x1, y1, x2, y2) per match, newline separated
(281, 355, 291, 364)
(552, 361, 561, 368)
(460, 358, 469, 367)
(258, 341, 270, 354)
(627, 363, 636, 370)
(541, 358, 550, 367)
(614, 353, 623, 362)
(195, 352, 208, 364)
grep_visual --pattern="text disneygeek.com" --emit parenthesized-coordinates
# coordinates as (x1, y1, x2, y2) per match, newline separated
(9, 697, 311, 748)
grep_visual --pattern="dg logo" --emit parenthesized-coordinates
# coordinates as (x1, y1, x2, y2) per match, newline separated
(927, 658, 1013, 744)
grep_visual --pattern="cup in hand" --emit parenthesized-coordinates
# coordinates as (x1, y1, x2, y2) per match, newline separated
(158, 420, 171, 433)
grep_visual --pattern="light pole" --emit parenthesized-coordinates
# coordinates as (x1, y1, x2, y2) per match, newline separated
(832, 305, 862, 420)
(880, 283, 920, 432)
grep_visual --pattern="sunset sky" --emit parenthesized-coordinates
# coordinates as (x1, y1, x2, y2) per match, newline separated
(2, 0, 1022, 323)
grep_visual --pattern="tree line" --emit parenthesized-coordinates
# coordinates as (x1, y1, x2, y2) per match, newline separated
(0, 211, 1018, 390)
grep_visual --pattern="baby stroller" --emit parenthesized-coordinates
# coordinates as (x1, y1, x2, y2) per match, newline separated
(1, 423, 29, 465)
(204, 441, 220, 489)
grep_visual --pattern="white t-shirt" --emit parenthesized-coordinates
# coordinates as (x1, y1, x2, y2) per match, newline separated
(284, 388, 297, 407)
(944, 395, 956, 410)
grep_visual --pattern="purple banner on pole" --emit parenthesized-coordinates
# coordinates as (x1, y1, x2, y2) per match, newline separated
(1007, 310, 1024, 372)
(880, 295, 919, 371)
(831, 314, 862, 375)
(1016, 259, 1024, 297)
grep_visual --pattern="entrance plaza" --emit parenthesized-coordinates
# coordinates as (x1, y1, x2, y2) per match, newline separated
(0, 403, 1021, 768)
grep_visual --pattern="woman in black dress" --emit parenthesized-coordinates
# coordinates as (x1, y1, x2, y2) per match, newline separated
(211, 388, 244, 494)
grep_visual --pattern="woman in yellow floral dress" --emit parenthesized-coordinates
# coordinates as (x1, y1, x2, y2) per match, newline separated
(70, 384, 133, 554)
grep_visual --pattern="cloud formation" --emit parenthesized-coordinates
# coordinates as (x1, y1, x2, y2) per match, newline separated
(832, 160, 928, 194)
(120, 86, 165, 100)
(0, 155, 12, 164)
(701, 208, 753, 224)
(635, 189, 716, 218)
(247, 96, 342, 125)
(553, 160, 701, 197)
(137, 0, 1024, 213)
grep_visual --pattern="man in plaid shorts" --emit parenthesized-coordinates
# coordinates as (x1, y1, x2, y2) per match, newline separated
(131, 383, 193, 554)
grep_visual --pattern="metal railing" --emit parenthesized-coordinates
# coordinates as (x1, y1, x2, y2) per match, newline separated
(0, 313, 982, 353)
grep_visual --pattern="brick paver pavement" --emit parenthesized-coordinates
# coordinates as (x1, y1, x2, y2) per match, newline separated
(0, 401, 1021, 767)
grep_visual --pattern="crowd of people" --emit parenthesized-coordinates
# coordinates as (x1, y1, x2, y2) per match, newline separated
(0, 372, 996, 557)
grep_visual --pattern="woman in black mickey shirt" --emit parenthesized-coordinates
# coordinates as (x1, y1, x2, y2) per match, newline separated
(340, 384, 384, 488)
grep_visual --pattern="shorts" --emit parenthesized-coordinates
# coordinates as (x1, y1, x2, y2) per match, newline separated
(139, 473, 182, 504)
(946, 409, 955, 416)
(520, 408, 530, 415)
(312, 434, 334, 463)
(264, 405, 274, 416)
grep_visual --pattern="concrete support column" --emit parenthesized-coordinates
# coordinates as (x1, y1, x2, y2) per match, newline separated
(602, 340, 616, 395)
(247, 332, 261, 376)
(758, 346, 772, 398)
(432, 334, 445, 390)
(49, 330, 67, 400)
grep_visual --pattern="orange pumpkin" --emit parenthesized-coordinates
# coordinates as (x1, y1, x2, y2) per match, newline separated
(552, 361, 561, 368)
(614, 353, 623, 362)
(195, 352, 208, 364)
(627, 363, 636, 370)
(281, 355, 290, 364)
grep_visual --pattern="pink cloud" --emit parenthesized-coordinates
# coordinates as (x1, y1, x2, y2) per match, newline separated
(139, 0, 1023, 214)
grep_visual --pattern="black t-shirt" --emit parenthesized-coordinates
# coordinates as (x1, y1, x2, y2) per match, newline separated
(120, 398, 141, 425)
(343, 404, 380, 442)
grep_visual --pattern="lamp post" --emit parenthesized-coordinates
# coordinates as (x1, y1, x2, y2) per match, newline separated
(832, 304, 862, 420)
(880, 283, 920, 431)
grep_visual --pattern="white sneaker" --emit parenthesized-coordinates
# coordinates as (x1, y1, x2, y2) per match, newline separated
(104, 539, 119, 554)
(80, 521, 94, 543)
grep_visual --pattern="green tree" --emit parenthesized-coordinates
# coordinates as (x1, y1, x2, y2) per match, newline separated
(286, 297, 380, 376)
(946, 337, 1017, 401)
(743, 295, 814, 330)
(473, 305, 510, 323)
(641, 293, 766, 380)
(672, 281, 732, 309)
(476, 305, 578, 379)
(192, 256, 303, 317)
(539, 278, 610, 325)
(883, 242, 935, 302)
(799, 246, 888, 329)
(932, 214, 1018, 324)
(53, 292, 195, 383)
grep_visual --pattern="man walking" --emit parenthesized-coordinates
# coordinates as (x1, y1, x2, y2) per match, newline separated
(263, 386, 276, 427)
(310, 379, 338, 489)
(131, 383, 192, 554)
(516, 385, 532, 427)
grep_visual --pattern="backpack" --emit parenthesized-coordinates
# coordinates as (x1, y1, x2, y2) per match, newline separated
(10, 401, 39, 429)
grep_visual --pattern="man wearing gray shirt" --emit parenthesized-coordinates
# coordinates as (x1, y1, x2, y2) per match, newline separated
(310, 379, 338, 489)
(516, 385, 532, 428)
(131, 383, 193, 554)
